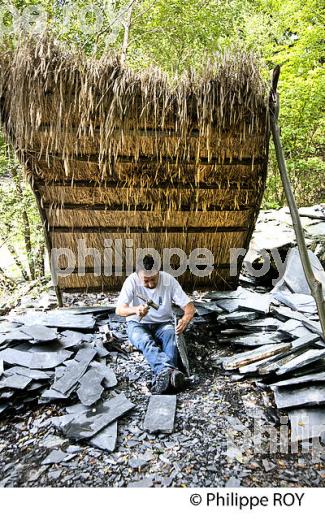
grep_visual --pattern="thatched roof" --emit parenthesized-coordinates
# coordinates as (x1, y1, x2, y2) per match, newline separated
(0, 38, 271, 296)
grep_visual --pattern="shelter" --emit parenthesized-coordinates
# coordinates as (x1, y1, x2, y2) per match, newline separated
(0, 38, 270, 299)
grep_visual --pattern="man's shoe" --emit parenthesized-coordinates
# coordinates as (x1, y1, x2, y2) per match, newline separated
(151, 368, 172, 394)
(170, 369, 186, 392)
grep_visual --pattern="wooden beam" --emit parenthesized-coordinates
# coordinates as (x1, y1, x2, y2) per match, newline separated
(35, 179, 256, 189)
(43, 202, 254, 212)
(25, 150, 265, 166)
(50, 225, 248, 234)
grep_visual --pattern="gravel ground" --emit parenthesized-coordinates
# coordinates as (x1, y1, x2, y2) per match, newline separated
(0, 316, 324, 488)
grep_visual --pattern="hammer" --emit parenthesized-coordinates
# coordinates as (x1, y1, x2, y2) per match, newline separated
(136, 292, 160, 320)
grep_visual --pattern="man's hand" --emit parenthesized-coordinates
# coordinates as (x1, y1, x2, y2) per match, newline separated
(136, 304, 149, 318)
(176, 317, 190, 335)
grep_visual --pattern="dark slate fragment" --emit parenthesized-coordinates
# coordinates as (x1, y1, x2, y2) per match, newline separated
(230, 332, 287, 348)
(89, 421, 117, 451)
(238, 293, 272, 315)
(52, 347, 96, 395)
(274, 385, 325, 409)
(41, 449, 69, 465)
(273, 247, 325, 296)
(0, 359, 3, 377)
(20, 325, 58, 343)
(143, 395, 177, 434)
(4, 366, 52, 380)
(13, 311, 96, 330)
(77, 368, 104, 406)
(57, 330, 94, 349)
(0, 374, 32, 390)
(271, 372, 325, 388)
(90, 361, 117, 389)
(61, 392, 135, 440)
(241, 317, 281, 332)
(217, 311, 259, 325)
(39, 387, 74, 403)
(0, 347, 72, 369)
(276, 349, 325, 376)
(0, 328, 32, 345)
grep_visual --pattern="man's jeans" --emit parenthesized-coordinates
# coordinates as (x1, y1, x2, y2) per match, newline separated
(127, 321, 178, 375)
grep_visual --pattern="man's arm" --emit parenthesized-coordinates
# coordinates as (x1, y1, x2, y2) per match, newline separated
(116, 303, 149, 318)
(175, 302, 196, 334)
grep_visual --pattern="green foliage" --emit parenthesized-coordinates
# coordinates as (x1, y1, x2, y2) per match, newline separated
(0, 0, 324, 287)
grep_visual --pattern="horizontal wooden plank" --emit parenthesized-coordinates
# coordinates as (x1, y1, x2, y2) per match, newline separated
(50, 225, 249, 234)
(44, 202, 254, 212)
(36, 179, 255, 189)
(26, 150, 265, 166)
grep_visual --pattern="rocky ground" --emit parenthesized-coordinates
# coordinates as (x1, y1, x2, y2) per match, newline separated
(0, 309, 324, 488)
(1, 203, 325, 487)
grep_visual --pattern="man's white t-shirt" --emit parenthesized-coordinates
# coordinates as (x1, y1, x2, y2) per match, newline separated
(116, 271, 191, 324)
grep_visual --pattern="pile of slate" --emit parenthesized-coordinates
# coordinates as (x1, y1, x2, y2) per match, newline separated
(195, 246, 325, 444)
(0, 305, 139, 451)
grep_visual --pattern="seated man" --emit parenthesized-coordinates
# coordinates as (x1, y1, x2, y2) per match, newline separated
(115, 254, 196, 394)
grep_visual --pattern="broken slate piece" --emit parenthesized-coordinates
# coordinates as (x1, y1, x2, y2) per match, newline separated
(89, 421, 117, 452)
(20, 325, 58, 343)
(61, 392, 135, 440)
(276, 349, 325, 376)
(143, 395, 177, 434)
(0, 374, 32, 390)
(58, 330, 94, 349)
(274, 385, 325, 409)
(273, 247, 325, 296)
(41, 449, 69, 465)
(90, 361, 117, 389)
(238, 293, 272, 315)
(0, 347, 72, 369)
(13, 311, 96, 330)
(223, 342, 292, 370)
(0, 359, 3, 377)
(77, 368, 104, 406)
(271, 371, 325, 388)
(52, 347, 96, 395)
(4, 366, 52, 380)
(0, 328, 32, 345)
(230, 332, 288, 348)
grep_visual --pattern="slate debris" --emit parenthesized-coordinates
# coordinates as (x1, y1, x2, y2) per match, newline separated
(143, 395, 177, 434)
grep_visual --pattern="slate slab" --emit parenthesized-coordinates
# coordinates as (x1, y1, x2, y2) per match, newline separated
(90, 361, 117, 389)
(4, 366, 52, 380)
(0, 328, 32, 345)
(230, 332, 287, 348)
(13, 311, 96, 330)
(274, 385, 325, 409)
(61, 392, 135, 440)
(89, 421, 117, 451)
(238, 293, 272, 315)
(41, 449, 69, 465)
(223, 342, 292, 370)
(271, 371, 325, 388)
(0, 347, 72, 369)
(273, 247, 325, 296)
(276, 349, 325, 376)
(241, 317, 281, 332)
(52, 347, 96, 395)
(143, 395, 177, 434)
(0, 374, 32, 390)
(20, 325, 58, 343)
(77, 368, 104, 406)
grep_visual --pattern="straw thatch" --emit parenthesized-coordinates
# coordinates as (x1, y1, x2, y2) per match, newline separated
(0, 37, 270, 295)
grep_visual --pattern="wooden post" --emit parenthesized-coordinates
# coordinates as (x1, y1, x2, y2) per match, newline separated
(269, 66, 325, 339)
